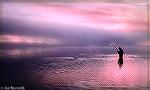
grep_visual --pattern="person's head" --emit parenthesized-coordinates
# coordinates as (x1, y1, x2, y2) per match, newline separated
(118, 47, 121, 50)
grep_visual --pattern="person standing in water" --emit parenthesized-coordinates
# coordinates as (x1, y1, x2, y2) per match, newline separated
(107, 41, 125, 67)
(117, 47, 124, 67)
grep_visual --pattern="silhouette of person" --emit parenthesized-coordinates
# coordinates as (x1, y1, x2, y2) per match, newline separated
(117, 47, 124, 68)
(117, 47, 124, 58)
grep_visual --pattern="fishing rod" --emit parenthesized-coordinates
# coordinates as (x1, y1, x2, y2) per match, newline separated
(110, 43, 119, 51)
(106, 41, 127, 55)
(105, 41, 136, 62)
(106, 41, 118, 51)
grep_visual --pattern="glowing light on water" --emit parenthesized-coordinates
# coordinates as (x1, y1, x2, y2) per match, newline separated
(31, 54, 147, 88)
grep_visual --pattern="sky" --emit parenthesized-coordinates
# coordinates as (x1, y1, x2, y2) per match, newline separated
(1, 2, 149, 47)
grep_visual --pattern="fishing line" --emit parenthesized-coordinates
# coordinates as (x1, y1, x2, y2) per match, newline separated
(105, 41, 133, 60)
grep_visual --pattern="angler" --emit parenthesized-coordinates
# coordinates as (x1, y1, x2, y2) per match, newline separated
(106, 41, 125, 68)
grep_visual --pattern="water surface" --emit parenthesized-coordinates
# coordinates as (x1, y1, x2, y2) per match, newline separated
(1, 47, 149, 89)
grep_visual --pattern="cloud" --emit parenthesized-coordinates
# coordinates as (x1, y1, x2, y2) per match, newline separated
(0, 35, 60, 45)
(3, 3, 147, 31)
(1, 3, 148, 47)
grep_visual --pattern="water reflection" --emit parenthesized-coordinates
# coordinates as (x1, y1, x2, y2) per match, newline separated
(31, 54, 147, 88)
(118, 57, 123, 68)
(1, 47, 148, 89)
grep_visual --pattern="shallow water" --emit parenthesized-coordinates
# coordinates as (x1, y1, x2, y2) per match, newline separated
(33, 55, 147, 87)
(1, 47, 149, 89)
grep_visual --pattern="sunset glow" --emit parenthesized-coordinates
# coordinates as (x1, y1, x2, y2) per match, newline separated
(2, 3, 148, 46)
(1, 35, 60, 45)
(3, 3, 147, 31)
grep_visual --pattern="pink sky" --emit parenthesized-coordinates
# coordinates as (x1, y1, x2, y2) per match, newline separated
(3, 3, 147, 31)
(2, 3, 149, 46)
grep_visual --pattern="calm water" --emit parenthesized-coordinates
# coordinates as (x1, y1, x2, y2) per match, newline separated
(1, 47, 149, 90)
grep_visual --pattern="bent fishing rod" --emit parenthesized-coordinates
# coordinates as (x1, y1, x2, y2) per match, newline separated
(106, 41, 126, 55)
(105, 41, 118, 51)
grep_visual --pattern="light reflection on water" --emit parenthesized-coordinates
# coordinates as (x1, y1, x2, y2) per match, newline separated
(1, 47, 148, 89)
(31, 54, 147, 88)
